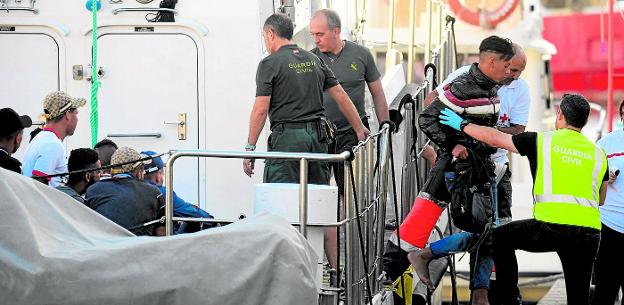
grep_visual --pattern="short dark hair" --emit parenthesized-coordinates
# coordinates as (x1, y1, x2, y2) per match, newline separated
(94, 138, 118, 167)
(619, 99, 624, 116)
(560, 94, 590, 128)
(264, 13, 294, 40)
(479, 36, 514, 61)
(67, 148, 100, 186)
(94, 138, 118, 150)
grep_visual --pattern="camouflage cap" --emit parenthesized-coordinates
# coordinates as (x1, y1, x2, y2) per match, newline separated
(43, 91, 86, 119)
(110, 147, 149, 174)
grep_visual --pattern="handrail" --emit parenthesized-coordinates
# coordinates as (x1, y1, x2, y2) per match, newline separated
(112, 7, 178, 15)
(107, 133, 162, 138)
(172, 216, 350, 228)
(163, 126, 394, 304)
(0, 6, 39, 14)
(165, 149, 351, 236)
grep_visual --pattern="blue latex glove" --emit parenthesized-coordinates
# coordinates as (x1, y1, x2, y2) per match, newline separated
(438, 108, 464, 131)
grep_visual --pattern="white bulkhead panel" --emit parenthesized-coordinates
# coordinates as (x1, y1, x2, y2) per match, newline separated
(96, 33, 200, 203)
(0, 33, 60, 161)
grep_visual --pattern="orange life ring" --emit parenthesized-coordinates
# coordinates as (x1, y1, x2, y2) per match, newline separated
(448, 0, 520, 28)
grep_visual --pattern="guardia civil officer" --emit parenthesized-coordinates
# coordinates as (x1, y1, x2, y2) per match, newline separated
(243, 13, 369, 184)
(438, 94, 608, 305)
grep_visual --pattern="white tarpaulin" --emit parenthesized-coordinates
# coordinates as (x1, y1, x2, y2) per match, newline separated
(0, 168, 319, 305)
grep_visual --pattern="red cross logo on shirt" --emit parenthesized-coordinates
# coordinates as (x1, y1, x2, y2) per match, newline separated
(500, 113, 509, 123)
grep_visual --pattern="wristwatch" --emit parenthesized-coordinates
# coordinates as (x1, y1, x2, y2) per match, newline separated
(245, 143, 256, 151)
(460, 120, 470, 131)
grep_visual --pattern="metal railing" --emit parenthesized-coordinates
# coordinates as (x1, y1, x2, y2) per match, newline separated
(343, 125, 393, 305)
(164, 149, 351, 237)
(163, 125, 394, 305)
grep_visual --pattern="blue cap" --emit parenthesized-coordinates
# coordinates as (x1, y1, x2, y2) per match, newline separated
(141, 151, 164, 174)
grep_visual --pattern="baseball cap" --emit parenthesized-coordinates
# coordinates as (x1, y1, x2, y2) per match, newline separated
(111, 147, 150, 174)
(141, 150, 165, 174)
(43, 91, 86, 119)
(0, 108, 33, 138)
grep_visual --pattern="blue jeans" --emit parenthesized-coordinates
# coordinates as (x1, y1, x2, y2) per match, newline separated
(430, 232, 493, 289)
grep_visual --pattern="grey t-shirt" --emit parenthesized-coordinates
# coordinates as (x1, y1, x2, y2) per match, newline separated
(312, 41, 381, 131)
(256, 44, 339, 128)
(56, 185, 85, 204)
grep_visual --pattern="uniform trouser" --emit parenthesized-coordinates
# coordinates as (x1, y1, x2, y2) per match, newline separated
(493, 219, 600, 305)
(332, 118, 369, 196)
(263, 122, 330, 184)
(592, 223, 624, 305)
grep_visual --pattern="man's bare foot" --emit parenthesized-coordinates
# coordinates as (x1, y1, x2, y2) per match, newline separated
(407, 249, 434, 289)
(471, 288, 490, 305)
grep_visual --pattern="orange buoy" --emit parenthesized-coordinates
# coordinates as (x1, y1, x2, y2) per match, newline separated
(448, 0, 520, 28)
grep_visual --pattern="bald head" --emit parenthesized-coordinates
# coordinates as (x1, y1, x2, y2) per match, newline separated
(512, 44, 526, 66)
(500, 44, 527, 85)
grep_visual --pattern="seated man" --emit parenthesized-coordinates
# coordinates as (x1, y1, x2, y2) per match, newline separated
(141, 151, 214, 233)
(0, 108, 32, 173)
(86, 147, 164, 236)
(94, 138, 118, 179)
(56, 148, 102, 203)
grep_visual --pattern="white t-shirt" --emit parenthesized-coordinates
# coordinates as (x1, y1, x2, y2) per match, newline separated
(597, 129, 624, 234)
(437, 65, 531, 164)
(21, 129, 67, 187)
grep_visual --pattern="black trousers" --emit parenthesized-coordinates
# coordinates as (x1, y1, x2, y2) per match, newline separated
(493, 219, 599, 305)
(497, 168, 513, 220)
(592, 223, 624, 305)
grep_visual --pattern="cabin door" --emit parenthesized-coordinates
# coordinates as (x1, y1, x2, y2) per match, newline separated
(96, 33, 200, 203)
(0, 33, 60, 160)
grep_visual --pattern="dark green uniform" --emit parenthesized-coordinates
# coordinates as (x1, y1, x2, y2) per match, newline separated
(312, 41, 380, 194)
(256, 44, 339, 184)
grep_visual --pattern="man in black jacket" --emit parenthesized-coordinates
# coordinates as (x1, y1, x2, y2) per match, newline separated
(383, 36, 514, 300)
(0, 108, 32, 173)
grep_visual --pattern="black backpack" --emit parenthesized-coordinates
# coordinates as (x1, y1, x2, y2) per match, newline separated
(448, 151, 495, 233)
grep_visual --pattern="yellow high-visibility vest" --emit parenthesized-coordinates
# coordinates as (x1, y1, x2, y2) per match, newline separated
(534, 129, 607, 230)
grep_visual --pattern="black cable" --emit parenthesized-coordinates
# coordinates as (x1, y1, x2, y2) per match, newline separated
(446, 208, 459, 305)
(388, 132, 409, 303)
(447, 15, 459, 72)
(347, 161, 374, 304)
(39, 152, 168, 179)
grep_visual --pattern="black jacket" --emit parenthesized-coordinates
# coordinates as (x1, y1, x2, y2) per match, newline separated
(418, 63, 500, 155)
(0, 149, 21, 174)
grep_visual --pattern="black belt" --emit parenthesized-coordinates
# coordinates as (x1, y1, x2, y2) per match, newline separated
(273, 120, 320, 130)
